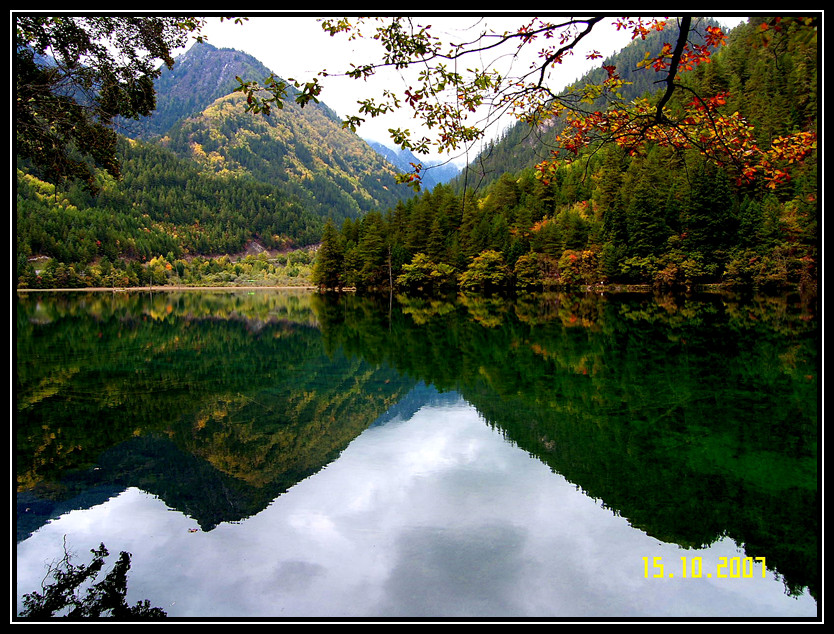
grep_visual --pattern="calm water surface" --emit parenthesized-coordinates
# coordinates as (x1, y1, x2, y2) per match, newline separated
(15, 290, 819, 620)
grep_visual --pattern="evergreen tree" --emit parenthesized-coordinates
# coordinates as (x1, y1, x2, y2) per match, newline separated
(355, 212, 389, 290)
(681, 161, 737, 273)
(625, 161, 670, 259)
(311, 219, 345, 289)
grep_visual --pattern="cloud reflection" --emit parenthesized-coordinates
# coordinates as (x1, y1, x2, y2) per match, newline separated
(16, 396, 817, 620)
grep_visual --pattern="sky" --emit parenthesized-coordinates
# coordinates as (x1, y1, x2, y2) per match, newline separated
(185, 13, 751, 167)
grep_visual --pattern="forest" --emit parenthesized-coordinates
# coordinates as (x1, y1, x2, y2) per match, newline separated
(311, 18, 818, 296)
(15, 17, 818, 296)
(16, 137, 323, 289)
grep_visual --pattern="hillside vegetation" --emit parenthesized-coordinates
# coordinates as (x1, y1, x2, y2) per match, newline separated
(313, 17, 817, 295)
(16, 42, 413, 289)
(16, 19, 817, 295)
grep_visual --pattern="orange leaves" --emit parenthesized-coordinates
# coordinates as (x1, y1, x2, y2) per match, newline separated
(757, 131, 818, 189)
(703, 25, 727, 48)
(529, 217, 552, 233)
(678, 90, 817, 187)
(643, 42, 675, 72)
(533, 161, 556, 186)
(636, 20, 727, 76)
(706, 93, 726, 107)
(543, 18, 812, 191)
(769, 131, 817, 162)
(537, 13, 816, 191)
(614, 17, 667, 40)
(537, 83, 817, 190)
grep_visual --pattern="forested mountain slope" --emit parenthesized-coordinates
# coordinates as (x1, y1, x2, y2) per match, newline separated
(313, 17, 818, 294)
(132, 41, 411, 221)
(453, 18, 728, 192)
(16, 17, 817, 295)
(16, 41, 417, 287)
(118, 41, 281, 140)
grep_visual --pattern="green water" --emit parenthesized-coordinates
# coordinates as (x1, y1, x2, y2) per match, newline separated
(14, 289, 819, 619)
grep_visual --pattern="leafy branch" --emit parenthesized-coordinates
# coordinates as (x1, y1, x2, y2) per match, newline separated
(234, 15, 816, 192)
(18, 538, 166, 619)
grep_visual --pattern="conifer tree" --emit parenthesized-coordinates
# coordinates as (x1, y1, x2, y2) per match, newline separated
(311, 219, 345, 290)
(682, 161, 737, 270)
(625, 160, 670, 259)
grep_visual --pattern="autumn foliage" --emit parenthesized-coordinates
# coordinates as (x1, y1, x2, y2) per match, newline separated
(296, 16, 813, 193)
(533, 17, 817, 191)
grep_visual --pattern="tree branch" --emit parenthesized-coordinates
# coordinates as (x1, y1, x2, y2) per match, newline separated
(654, 16, 691, 122)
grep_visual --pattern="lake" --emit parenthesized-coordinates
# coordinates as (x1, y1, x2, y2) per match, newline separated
(14, 289, 819, 621)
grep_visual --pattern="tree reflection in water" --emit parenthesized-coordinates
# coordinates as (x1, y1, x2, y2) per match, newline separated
(15, 289, 818, 614)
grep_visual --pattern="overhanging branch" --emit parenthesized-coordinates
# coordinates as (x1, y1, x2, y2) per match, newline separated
(654, 16, 691, 123)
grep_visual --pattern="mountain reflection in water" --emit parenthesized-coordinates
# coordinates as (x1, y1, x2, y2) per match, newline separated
(15, 289, 818, 619)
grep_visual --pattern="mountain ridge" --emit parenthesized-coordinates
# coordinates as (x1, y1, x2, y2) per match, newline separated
(125, 41, 416, 223)
(364, 140, 460, 189)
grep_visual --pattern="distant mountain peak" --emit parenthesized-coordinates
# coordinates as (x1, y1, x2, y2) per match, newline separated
(365, 140, 460, 189)
(120, 40, 276, 140)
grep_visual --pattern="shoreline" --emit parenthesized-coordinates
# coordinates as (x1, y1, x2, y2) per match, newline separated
(16, 285, 320, 293)
(14, 283, 813, 297)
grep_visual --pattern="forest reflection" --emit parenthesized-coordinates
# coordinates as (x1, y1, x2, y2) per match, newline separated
(15, 289, 818, 602)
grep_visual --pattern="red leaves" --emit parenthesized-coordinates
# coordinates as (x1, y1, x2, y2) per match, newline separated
(704, 25, 727, 48)
(403, 88, 423, 107)
(614, 17, 667, 40)
(539, 83, 817, 190)
(637, 21, 727, 76)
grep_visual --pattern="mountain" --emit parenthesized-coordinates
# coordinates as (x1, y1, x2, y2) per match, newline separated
(16, 17, 818, 296)
(117, 41, 280, 140)
(365, 140, 460, 189)
(451, 18, 730, 192)
(125, 41, 414, 223)
(129, 40, 457, 192)
(17, 40, 427, 276)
